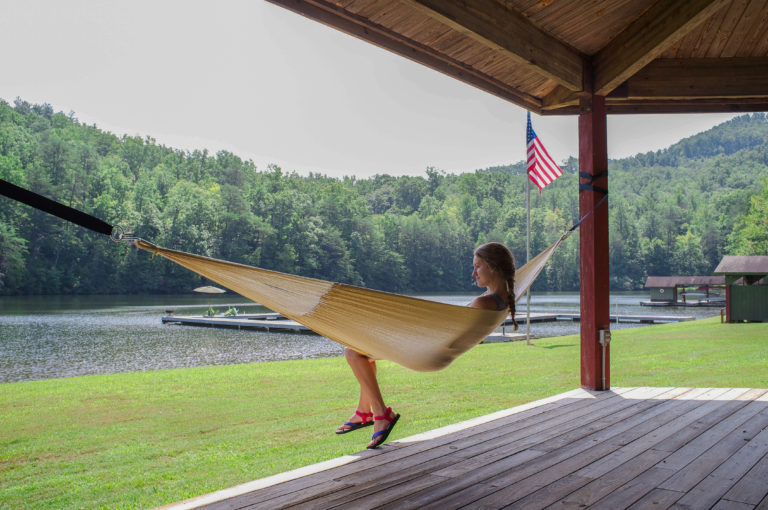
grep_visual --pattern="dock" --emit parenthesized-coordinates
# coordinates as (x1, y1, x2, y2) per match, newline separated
(162, 311, 695, 342)
(162, 313, 315, 334)
(640, 298, 725, 308)
(507, 313, 696, 324)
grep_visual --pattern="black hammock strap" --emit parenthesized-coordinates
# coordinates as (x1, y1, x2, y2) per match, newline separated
(0, 178, 127, 240)
(578, 170, 608, 195)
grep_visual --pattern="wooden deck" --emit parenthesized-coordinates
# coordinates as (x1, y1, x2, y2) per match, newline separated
(162, 387, 768, 510)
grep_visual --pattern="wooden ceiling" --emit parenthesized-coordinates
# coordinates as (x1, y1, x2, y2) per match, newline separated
(266, 0, 768, 115)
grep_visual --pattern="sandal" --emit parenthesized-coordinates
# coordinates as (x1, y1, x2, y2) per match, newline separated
(335, 410, 374, 434)
(367, 407, 400, 449)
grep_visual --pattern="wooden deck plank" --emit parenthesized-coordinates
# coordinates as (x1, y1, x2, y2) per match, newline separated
(463, 402, 712, 507)
(656, 391, 768, 472)
(395, 389, 709, 509)
(583, 390, 766, 510)
(627, 487, 685, 510)
(322, 474, 452, 510)
(652, 389, 768, 454)
(711, 500, 759, 510)
(159, 388, 768, 510)
(537, 389, 761, 509)
(659, 406, 768, 493)
(574, 388, 737, 478)
(723, 451, 768, 505)
(381, 390, 669, 509)
(522, 449, 671, 509)
(414, 390, 714, 509)
(670, 426, 768, 510)
(587, 466, 678, 510)
(421, 387, 673, 479)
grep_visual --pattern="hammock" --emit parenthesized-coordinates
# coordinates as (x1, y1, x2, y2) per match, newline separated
(132, 234, 569, 372)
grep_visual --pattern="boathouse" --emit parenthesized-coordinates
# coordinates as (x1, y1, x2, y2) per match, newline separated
(643, 276, 725, 305)
(715, 256, 768, 322)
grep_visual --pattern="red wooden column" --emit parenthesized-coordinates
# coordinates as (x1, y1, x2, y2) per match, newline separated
(578, 94, 610, 390)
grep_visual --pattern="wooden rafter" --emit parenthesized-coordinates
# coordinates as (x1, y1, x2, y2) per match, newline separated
(544, 56, 768, 112)
(404, 0, 585, 91)
(593, 0, 732, 96)
(618, 57, 768, 99)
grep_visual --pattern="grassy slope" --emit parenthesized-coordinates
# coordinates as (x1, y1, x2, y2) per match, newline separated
(1, 317, 766, 508)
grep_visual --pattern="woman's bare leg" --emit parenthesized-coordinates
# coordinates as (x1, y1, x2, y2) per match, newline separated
(344, 348, 394, 446)
(337, 349, 377, 431)
(345, 348, 386, 416)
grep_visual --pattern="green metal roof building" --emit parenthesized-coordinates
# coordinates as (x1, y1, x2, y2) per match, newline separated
(714, 256, 768, 323)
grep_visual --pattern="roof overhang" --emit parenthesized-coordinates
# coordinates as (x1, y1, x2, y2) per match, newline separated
(267, 0, 768, 115)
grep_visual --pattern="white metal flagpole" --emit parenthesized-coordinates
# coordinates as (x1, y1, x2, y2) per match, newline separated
(526, 171, 532, 345)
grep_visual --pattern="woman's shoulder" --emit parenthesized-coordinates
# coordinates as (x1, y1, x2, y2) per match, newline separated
(469, 293, 507, 311)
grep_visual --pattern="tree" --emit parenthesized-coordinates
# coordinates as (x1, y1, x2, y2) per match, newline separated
(0, 223, 27, 291)
(727, 178, 768, 255)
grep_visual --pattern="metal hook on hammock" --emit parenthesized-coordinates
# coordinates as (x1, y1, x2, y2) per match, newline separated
(110, 225, 139, 243)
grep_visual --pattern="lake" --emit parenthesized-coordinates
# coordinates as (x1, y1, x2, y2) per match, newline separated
(0, 292, 720, 383)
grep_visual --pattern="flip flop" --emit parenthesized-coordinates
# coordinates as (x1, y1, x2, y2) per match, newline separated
(367, 407, 400, 449)
(335, 410, 374, 434)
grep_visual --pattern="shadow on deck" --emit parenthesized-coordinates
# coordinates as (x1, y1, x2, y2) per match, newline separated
(160, 387, 768, 509)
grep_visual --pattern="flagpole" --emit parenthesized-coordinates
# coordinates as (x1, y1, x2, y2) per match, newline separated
(526, 170, 532, 345)
(524, 111, 560, 346)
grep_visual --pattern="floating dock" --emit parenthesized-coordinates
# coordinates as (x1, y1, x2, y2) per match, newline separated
(162, 313, 315, 334)
(162, 311, 695, 342)
(507, 312, 696, 324)
(640, 298, 725, 307)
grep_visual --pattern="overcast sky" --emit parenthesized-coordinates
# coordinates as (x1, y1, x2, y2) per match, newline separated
(0, 0, 741, 178)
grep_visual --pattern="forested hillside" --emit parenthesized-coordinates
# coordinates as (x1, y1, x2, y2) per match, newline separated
(1, 98, 766, 295)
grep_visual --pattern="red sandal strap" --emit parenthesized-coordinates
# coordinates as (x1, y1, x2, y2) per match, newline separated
(355, 410, 373, 424)
(373, 407, 394, 423)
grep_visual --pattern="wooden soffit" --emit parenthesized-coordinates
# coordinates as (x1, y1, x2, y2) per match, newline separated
(266, 0, 768, 115)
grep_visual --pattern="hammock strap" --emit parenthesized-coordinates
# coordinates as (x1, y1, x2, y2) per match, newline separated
(578, 170, 608, 195)
(0, 178, 128, 241)
(568, 171, 609, 234)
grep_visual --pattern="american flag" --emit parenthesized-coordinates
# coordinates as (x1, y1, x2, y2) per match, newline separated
(526, 111, 562, 192)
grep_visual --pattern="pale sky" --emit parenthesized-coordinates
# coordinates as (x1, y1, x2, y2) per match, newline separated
(0, 0, 741, 178)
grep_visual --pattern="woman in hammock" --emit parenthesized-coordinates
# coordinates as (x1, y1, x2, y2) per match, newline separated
(336, 241, 518, 449)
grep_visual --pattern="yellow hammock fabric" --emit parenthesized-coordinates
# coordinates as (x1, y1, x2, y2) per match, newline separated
(133, 234, 568, 372)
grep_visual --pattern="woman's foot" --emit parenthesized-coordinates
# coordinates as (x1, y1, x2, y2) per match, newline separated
(335, 410, 374, 434)
(367, 407, 400, 449)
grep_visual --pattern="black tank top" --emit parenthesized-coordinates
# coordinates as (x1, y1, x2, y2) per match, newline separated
(487, 293, 507, 311)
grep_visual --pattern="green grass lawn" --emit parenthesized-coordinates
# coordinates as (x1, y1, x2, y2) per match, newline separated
(1, 317, 766, 509)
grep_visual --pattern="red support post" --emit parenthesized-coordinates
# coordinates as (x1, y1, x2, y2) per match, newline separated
(579, 94, 610, 391)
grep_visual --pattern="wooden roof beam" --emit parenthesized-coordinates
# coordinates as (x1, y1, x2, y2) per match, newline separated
(614, 57, 768, 99)
(404, 0, 584, 91)
(593, 0, 731, 96)
(542, 86, 581, 111)
(266, 0, 541, 111)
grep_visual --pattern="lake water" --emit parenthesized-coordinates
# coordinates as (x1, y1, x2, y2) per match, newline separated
(0, 292, 720, 383)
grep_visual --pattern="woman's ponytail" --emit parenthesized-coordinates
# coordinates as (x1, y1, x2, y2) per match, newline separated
(506, 277, 518, 331)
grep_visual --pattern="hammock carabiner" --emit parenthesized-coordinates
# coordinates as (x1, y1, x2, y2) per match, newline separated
(110, 225, 139, 243)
